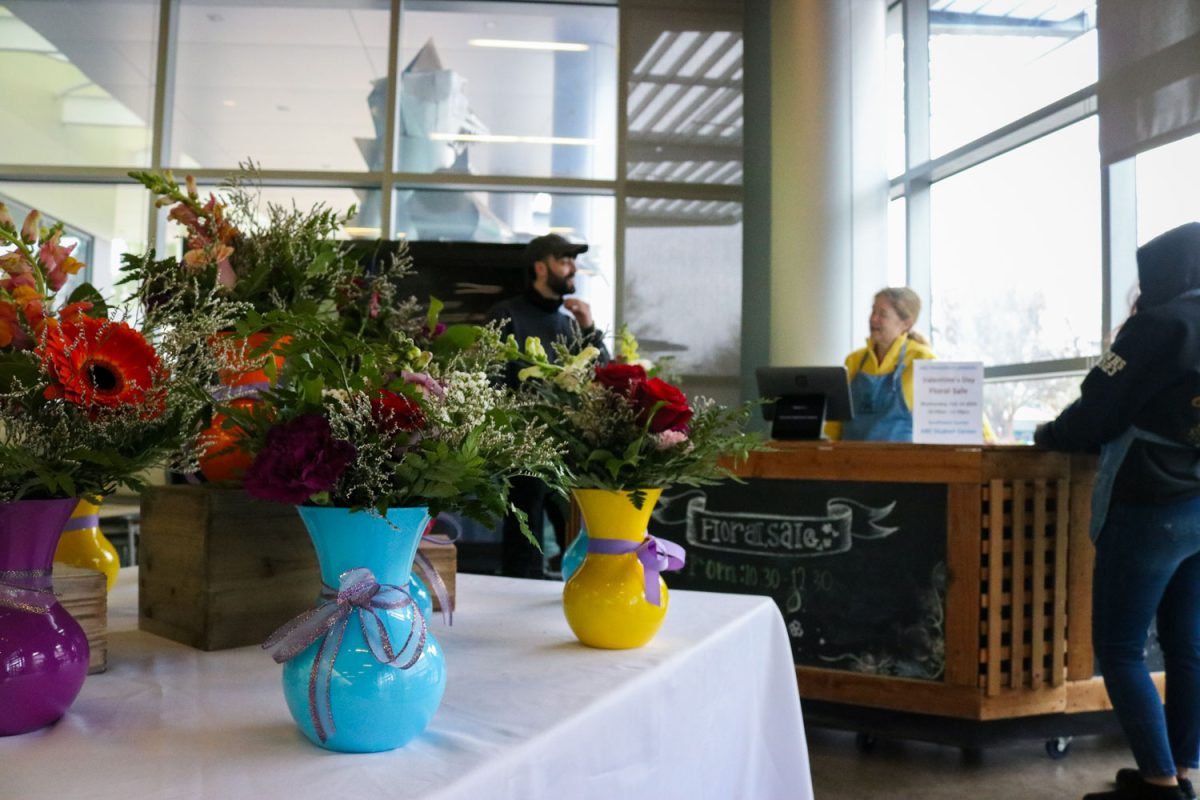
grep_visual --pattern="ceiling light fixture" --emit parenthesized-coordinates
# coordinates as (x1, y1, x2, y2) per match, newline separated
(468, 38, 589, 52)
(429, 132, 593, 146)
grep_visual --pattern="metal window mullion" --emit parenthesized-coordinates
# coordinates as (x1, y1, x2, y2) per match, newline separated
(148, 0, 179, 252)
(379, 0, 403, 240)
(615, 0, 630, 333)
(902, 0, 931, 312)
(983, 358, 1096, 381)
(923, 89, 1096, 184)
(623, 179, 741, 202)
(1102, 158, 1138, 346)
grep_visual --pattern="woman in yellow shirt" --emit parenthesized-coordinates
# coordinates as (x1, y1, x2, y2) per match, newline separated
(826, 287, 935, 442)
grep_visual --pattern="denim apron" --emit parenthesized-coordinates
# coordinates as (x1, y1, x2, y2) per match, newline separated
(1089, 286, 1200, 540)
(842, 340, 912, 442)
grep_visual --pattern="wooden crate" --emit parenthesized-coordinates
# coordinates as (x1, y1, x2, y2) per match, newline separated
(138, 486, 457, 651)
(53, 563, 107, 674)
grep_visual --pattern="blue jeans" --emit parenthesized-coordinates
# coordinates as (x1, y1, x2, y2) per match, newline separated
(1093, 497, 1200, 778)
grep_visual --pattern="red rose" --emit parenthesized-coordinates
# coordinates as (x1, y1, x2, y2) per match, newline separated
(594, 362, 646, 397)
(631, 378, 692, 433)
(370, 389, 425, 433)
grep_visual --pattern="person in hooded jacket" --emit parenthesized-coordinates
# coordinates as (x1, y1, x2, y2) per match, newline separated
(1036, 222, 1200, 800)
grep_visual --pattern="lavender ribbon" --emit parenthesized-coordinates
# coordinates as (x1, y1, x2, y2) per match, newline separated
(586, 534, 686, 607)
(413, 550, 453, 626)
(262, 567, 427, 744)
(0, 568, 56, 615)
(411, 515, 461, 625)
(61, 514, 101, 533)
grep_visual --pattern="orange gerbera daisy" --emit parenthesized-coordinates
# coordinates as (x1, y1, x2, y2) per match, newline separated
(38, 315, 165, 416)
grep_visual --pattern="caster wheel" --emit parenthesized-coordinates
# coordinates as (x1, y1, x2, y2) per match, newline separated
(855, 732, 877, 753)
(1045, 737, 1072, 760)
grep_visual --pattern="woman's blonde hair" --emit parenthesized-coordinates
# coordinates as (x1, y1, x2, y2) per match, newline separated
(875, 287, 928, 345)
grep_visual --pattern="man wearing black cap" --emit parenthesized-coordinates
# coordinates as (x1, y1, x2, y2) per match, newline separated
(487, 233, 609, 578)
(488, 233, 607, 382)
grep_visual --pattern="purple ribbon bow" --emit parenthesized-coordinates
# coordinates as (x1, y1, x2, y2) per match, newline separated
(586, 534, 686, 606)
(262, 567, 426, 744)
(0, 569, 57, 615)
(413, 515, 461, 626)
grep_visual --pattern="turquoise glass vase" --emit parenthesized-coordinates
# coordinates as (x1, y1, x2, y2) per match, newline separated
(279, 506, 446, 753)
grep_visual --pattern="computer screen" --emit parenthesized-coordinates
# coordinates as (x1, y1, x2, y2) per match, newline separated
(755, 365, 854, 422)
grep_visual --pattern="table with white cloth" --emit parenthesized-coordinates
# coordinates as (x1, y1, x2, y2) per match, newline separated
(1, 568, 812, 800)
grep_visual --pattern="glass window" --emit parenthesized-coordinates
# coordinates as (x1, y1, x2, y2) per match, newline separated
(1136, 131, 1200, 245)
(0, 2, 157, 167)
(624, 5, 743, 185)
(984, 374, 1083, 444)
(0, 181, 149, 303)
(623, 198, 741, 376)
(928, 1, 1096, 157)
(170, 2, 391, 172)
(929, 117, 1101, 365)
(886, 2, 905, 178)
(392, 188, 615, 336)
(397, 1, 617, 181)
(165, 185, 382, 249)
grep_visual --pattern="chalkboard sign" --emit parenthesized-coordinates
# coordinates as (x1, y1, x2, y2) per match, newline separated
(650, 479, 948, 681)
(350, 240, 527, 325)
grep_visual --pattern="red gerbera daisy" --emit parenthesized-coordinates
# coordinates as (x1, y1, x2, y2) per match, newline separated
(38, 315, 165, 416)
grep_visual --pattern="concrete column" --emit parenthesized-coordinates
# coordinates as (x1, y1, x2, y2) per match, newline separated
(760, 0, 887, 367)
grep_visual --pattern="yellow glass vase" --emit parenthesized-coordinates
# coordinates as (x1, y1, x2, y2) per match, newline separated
(562, 488, 667, 649)
(54, 499, 120, 592)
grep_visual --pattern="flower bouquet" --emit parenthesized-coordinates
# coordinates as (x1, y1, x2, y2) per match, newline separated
(121, 163, 379, 481)
(0, 205, 216, 735)
(216, 311, 565, 752)
(507, 328, 761, 649)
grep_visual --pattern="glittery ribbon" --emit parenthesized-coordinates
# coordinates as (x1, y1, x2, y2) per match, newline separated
(61, 514, 100, 533)
(210, 380, 272, 403)
(262, 567, 427, 744)
(0, 568, 56, 615)
(585, 534, 686, 606)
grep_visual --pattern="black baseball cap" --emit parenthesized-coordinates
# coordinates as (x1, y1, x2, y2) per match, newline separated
(525, 233, 588, 263)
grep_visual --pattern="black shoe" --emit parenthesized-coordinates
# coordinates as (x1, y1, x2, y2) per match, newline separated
(1116, 770, 1196, 800)
(1085, 772, 1192, 800)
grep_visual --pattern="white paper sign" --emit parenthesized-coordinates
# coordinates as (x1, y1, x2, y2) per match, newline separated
(912, 361, 984, 444)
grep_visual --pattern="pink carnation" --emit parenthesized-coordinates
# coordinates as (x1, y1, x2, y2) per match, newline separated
(650, 429, 689, 450)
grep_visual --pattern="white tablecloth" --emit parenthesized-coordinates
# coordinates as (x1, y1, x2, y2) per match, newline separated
(2, 568, 812, 800)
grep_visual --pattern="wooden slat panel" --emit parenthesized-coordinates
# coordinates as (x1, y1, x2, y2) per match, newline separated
(986, 479, 1006, 697)
(1067, 452, 1099, 681)
(1010, 480, 1027, 689)
(1031, 480, 1049, 688)
(945, 483, 984, 687)
(1051, 478, 1070, 687)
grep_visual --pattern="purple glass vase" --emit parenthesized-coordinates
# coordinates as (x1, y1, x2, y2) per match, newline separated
(0, 497, 91, 736)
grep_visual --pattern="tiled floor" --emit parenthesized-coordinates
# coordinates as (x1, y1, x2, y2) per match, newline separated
(807, 724, 1138, 799)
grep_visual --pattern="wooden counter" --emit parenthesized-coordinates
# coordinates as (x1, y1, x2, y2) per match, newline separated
(648, 442, 1120, 722)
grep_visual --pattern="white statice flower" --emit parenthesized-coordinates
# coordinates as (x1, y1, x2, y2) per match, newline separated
(433, 371, 495, 431)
